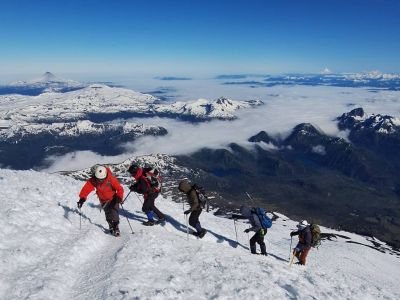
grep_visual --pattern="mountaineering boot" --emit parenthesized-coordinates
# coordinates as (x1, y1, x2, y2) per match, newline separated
(250, 244, 257, 254)
(157, 216, 166, 223)
(143, 211, 155, 226)
(198, 229, 207, 239)
(142, 220, 155, 226)
(112, 221, 120, 237)
(114, 225, 120, 237)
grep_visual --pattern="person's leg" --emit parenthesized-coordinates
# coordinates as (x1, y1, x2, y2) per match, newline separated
(189, 209, 202, 233)
(299, 247, 311, 265)
(249, 232, 258, 254)
(142, 196, 155, 222)
(256, 231, 267, 255)
(104, 198, 119, 232)
(149, 193, 165, 220)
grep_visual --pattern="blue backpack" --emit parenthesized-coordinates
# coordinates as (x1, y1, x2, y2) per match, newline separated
(254, 207, 272, 229)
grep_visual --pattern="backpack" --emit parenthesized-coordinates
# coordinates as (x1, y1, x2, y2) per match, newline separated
(254, 207, 272, 229)
(310, 223, 321, 248)
(143, 167, 162, 193)
(192, 184, 209, 212)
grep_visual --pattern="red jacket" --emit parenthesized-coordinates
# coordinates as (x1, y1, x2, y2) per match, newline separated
(79, 167, 124, 203)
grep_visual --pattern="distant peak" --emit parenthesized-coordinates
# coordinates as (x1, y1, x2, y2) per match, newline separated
(41, 72, 57, 81)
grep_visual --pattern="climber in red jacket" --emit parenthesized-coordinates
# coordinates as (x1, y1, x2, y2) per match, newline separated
(78, 165, 124, 236)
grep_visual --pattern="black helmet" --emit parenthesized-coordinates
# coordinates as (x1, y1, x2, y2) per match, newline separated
(128, 163, 140, 176)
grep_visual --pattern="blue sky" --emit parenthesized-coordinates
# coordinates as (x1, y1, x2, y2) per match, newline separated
(0, 0, 399, 76)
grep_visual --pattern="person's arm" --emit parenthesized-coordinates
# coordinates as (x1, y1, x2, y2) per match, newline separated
(304, 228, 312, 248)
(231, 214, 247, 220)
(130, 178, 148, 194)
(246, 214, 261, 232)
(79, 180, 95, 199)
(189, 190, 199, 212)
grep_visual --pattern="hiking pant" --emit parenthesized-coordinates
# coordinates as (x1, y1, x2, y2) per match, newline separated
(189, 208, 203, 233)
(142, 192, 165, 219)
(250, 229, 267, 255)
(295, 245, 311, 265)
(103, 196, 119, 229)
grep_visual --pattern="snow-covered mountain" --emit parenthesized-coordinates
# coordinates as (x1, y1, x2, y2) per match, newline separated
(221, 71, 400, 90)
(156, 97, 263, 121)
(10, 72, 82, 87)
(338, 107, 400, 135)
(0, 120, 167, 142)
(0, 72, 86, 95)
(0, 168, 399, 299)
(0, 84, 263, 125)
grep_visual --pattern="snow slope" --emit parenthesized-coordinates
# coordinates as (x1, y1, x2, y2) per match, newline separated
(0, 169, 399, 299)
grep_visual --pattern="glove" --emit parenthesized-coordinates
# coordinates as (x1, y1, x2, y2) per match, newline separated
(129, 184, 137, 192)
(244, 228, 250, 233)
(290, 232, 296, 237)
(184, 209, 191, 215)
(77, 198, 86, 208)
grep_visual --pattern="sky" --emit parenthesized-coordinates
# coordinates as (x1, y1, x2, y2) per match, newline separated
(0, 0, 400, 77)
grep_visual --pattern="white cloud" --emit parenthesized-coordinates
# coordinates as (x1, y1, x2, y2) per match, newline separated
(312, 145, 327, 155)
(42, 151, 133, 173)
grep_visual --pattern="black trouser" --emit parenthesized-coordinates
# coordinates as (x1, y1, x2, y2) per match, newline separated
(189, 208, 203, 232)
(104, 197, 119, 229)
(250, 229, 267, 255)
(142, 192, 165, 219)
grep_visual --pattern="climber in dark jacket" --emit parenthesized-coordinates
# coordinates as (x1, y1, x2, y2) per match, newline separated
(178, 179, 207, 238)
(290, 220, 312, 265)
(233, 206, 267, 255)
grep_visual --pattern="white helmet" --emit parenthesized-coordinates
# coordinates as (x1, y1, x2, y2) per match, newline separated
(94, 165, 107, 180)
(297, 220, 309, 229)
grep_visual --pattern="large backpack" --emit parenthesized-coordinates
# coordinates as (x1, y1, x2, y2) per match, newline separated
(143, 167, 162, 193)
(254, 207, 272, 229)
(310, 223, 321, 248)
(192, 184, 209, 212)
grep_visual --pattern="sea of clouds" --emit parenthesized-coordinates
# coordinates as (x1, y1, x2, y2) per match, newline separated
(44, 78, 400, 172)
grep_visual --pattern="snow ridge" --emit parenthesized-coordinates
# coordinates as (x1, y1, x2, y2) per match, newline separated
(0, 120, 165, 141)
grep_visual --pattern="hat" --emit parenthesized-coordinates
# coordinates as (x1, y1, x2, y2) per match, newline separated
(297, 220, 309, 229)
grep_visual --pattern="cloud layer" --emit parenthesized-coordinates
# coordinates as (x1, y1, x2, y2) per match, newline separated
(43, 82, 400, 172)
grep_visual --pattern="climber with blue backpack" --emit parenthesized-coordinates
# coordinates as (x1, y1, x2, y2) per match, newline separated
(232, 205, 272, 255)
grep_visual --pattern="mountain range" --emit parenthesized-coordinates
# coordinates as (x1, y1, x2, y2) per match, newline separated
(220, 71, 400, 90)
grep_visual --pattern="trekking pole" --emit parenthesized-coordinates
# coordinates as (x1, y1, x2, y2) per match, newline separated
(80, 209, 82, 230)
(121, 191, 132, 204)
(289, 236, 293, 260)
(134, 192, 143, 204)
(120, 204, 134, 234)
(233, 219, 238, 243)
(185, 214, 189, 240)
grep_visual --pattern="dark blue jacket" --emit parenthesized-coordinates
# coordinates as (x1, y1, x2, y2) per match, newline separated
(239, 206, 262, 232)
(292, 226, 312, 250)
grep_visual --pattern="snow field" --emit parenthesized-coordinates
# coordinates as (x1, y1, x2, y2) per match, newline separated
(0, 169, 399, 299)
